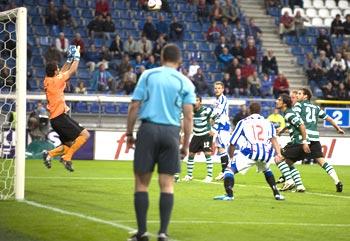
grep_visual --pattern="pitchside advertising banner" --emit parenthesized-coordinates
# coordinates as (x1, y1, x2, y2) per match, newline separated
(94, 131, 350, 166)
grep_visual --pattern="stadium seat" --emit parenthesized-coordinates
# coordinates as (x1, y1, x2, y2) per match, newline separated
(313, 0, 324, 9)
(105, 103, 118, 114)
(306, 8, 318, 18)
(285, 35, 297, 45)
(324, 18, 333, 27)
(118, 103, 129, 115)
(318, 8, 330, 19)
(311, 17, 324, 27)
(90, 102, 101, 113)
(343, 9, 350, 17)
(303, 0, 312, 8)
(293, 8, 305, 17)
(281, 7, 293, 16)
(325, 0, 337, 9)
(330, 9, 342, 18)
(75, 102, 89, 113)
(338, 0, 349, 10)
(291, 46, 303, 55)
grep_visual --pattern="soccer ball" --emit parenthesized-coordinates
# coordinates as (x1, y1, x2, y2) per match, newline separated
(148, 0, 162, 10)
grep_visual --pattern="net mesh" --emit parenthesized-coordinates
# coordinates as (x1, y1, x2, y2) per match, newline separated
(0, 9, 18, 200)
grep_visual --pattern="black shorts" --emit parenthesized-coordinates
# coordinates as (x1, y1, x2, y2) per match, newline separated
(50, 113, 84, 143)
(134, 121, 181, 175)
(281, 143, 308, 162)
(306, 141, 324, 159)
(189, 134, 213, 154)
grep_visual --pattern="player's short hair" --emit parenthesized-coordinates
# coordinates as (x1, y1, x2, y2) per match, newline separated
(280, 94, 292, 108)
(46, 62, 58, 77)
(301, 88, 312, 100)
(249, 102, 261, 114)
(161, 44, 181, 63)
(291, 90, 298, 95)
(196, 95, 202, 102)
(214, 81, 224, 88)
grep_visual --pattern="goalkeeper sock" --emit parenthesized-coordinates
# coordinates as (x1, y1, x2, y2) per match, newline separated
(48, 145, 69, 158)
(186, 156, 194, 177)
(322, 162, 340, 184)
(63, 135, 88, 161)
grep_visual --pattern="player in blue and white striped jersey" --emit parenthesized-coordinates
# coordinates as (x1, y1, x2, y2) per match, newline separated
(214, 102, 285, 201)
(212, 81, 231, 180)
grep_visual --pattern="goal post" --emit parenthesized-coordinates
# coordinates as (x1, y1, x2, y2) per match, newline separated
(0, 7, 27, 200)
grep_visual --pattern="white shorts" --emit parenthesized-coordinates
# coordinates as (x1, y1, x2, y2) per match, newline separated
(230, 151, 271, 175)
(215, 129, 231, 149)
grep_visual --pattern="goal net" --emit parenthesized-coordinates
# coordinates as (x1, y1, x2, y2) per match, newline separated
(0, 7, 27, 200)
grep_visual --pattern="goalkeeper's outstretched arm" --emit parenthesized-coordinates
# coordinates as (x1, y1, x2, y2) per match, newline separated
(61, 45, 80, 79)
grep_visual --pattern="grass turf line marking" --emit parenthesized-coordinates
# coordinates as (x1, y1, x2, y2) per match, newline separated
(26, 176, 135, 180)
(192, 179, 350, 200)
(23, 200, 180, 241)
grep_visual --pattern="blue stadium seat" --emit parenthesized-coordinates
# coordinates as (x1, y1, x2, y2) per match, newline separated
(90, 102, 101, 113)
(118, 103, 129, 115)
(285, 35, 297, 45)
(297, 55, 305, 66)
(32, 56, 44, 67)
(75, 102, 89, 113)
(26, 102, 35, 113)
(291, 46, 303, 55)
(105, 103, 119, 114)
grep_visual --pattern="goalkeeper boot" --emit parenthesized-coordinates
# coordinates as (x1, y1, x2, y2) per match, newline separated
(213, 194, 234, 201)
(42, 151, 52, 169)
(157, 233, 169, 241)
(336, 181, 343, 192)
(127, 233, 149, 241)
(60, 158, 74, 172)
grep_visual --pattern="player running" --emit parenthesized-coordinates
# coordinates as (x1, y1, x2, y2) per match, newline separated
(182, 95, 215, 183)
(294, 88, 344, 192)
(42, 45, 90, 172)
(212, 81, 231, 181)
(213, 103, 285, 201)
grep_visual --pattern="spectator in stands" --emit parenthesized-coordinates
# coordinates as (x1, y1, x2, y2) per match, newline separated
(307, 62, 326, 97)
(273, 72, 289, 98)
(44, 44, 62, 64)
(225, 57, 241, 76)
(95, 0, 110, 18)
(169, 16, 184, 41)
(289, 0, 303, 10)
(247, 71, 261, 96)
(117, 54, 132, 77)
(247, 18, 263, 45)
(215, 35, 229, 57)
(330, 14, 344, 37)
(265, 0, 281, 11)
(188, 59, 200, 77)
(222, 0, 238, 23)
(192, 68, 210, 96)
(260, 72, 273, 97)
(293, 10, 309, 38)
(315, 50, 330, 73)
(322, 82, 336, 100)
(117, 65, 137, 95)
(75, 80, 88, 94)
(262, 50, 278, 75)
(145, 55, 159, 69)
(0, 65, 14, 88)
(124, 35, 138, 58)
(230, 68, 248, 96)
(232, 19, 246, 44)
(57, 3, 76, 31)
(207, 19, 221, 42)
(132, 54, 146, 76)
(91, 63, 114, 92)
(45, 1, 59, 34)
(241, 57, 256, 79)
(156, 15, 169, 39)
(232, 104, 249, 126)
(98, 45, 112, 70)
(279, 11, 294, 40)
(344, 14, 350, 36)
(136, 35, 153, 59)
(71, 33, 85, 57)
(327, 64, 345, 88)
(197, 0, 210, 25)
(338, 82, 348, 100)
(109, 34, 124, 59)
(316, 29, 331, 52)
(345, 53, 350, 73)
(87, 14, 105, 39)
(220, 18, 234, 44)
(330, 52, 346, 72)
(153, 33, 167, 61)
(103, 15, 116, 40)
(230, 39, 244, 63)
(209, 0, 223, 22)
(244, 37, 258, 64)
(218, 47, 234, 70)
(339, 41, 350, 59)
(222, 72, 231, 95)
(84, 44, 102, 72)
(303, 52, 315, 72)
(55, 32, 69, 57)
(143, 15, 158, 41)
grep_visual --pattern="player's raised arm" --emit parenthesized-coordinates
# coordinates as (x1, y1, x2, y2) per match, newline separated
(61, 45, 80, 79)
(325, 116, 345, 134)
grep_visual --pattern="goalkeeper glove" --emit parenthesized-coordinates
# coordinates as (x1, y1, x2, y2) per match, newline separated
(66, 45, 77, 63)
(73, 46, 80, 61)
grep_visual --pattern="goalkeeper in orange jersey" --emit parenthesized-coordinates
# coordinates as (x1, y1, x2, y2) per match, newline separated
(42, 45, 90, 172)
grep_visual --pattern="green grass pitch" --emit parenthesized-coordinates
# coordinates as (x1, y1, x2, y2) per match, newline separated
(0, 160, 349, 241)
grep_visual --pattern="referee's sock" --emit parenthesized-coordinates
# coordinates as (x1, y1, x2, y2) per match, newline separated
(63, 135, 88, 161)
(48, 145, 69, 158)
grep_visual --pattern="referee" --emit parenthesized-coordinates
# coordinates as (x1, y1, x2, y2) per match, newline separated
(126, 44, 196, 241)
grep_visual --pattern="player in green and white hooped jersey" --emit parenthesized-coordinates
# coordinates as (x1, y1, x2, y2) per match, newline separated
(275, 94, 311, 192)
(182, 96, 216, 183)
(295, 88, 344, 192)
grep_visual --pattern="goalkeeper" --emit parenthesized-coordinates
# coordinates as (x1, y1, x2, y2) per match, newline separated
(42, 45, 90, 172)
